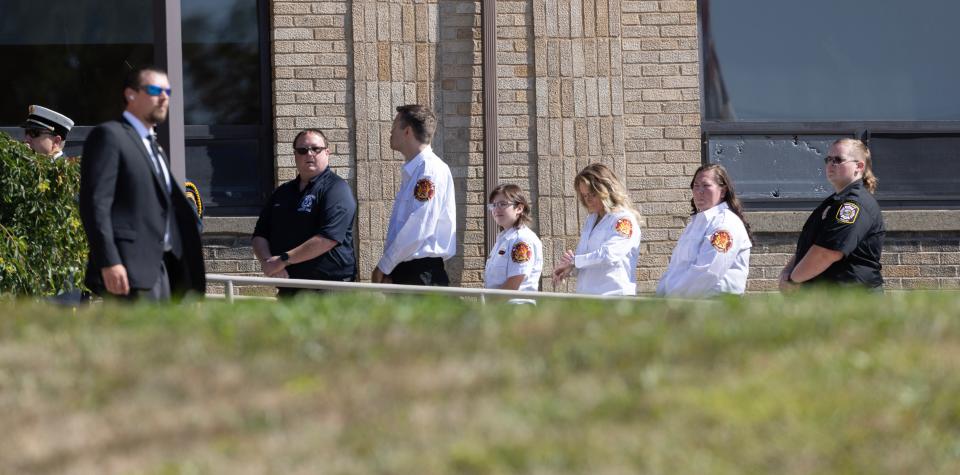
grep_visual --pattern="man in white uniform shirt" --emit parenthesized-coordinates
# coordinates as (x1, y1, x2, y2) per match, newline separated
(371, 104, 457, 286)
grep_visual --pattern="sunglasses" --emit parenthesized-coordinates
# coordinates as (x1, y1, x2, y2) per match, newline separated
(486, 201, 516, 211)
(294, 146, 328, 155)
(140, 84, 172, 96)
(24, 128, 53, 138)
(824, 155, 856, 165)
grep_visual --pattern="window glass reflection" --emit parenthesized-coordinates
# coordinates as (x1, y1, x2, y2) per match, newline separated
(185, 140, 263, 212)
(181, 0, 261, 125)
(702, 0, 960, 121)
(0, 0, 153, 125)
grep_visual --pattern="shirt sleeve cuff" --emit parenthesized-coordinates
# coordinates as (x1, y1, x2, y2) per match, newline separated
(378, 255, 397, 275)
(574, 254, 587, 269)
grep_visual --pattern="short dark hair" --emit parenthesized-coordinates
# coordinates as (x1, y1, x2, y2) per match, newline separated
(123, 65, 167, 103)
(395, 104, 437, 144)
(292, 128, 329, 148)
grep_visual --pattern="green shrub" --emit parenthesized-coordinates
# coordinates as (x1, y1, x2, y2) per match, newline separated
(0, 132, 87, 296)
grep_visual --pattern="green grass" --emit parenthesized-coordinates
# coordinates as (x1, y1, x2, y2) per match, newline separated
(2, 291, 960, 474)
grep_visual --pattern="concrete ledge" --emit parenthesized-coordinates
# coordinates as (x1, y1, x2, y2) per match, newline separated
(202, 217, 258, 235)
(748, 210, 960, 233)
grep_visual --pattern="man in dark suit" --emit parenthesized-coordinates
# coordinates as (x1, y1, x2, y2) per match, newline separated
(79, 66, 205, 300)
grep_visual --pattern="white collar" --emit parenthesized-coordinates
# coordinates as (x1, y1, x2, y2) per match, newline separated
(402, 146, 433, 177)
(122, 110, 154, 140)
(700, 201, 729, 220)
(498, 225, 521, 241)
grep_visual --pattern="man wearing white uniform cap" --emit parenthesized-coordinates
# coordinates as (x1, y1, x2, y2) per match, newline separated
(21, 105, 74, 159)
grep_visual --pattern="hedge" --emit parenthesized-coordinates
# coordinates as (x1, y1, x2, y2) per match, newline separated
(0, 132, 87, 296)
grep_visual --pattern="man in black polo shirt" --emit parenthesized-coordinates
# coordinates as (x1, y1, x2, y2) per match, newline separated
(253, 128, 357, 295)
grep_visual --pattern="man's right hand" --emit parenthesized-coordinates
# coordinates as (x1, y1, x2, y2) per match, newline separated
(371, 267, 385, 283)
(101, 264, 130, 295)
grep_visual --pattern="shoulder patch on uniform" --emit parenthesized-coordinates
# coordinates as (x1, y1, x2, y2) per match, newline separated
(710, 230, 733, 253)
(836, 201, 860, 224)
(414, 178, 435, 201)
(614, 218, 633, 238)
(511, 241, 532, 263)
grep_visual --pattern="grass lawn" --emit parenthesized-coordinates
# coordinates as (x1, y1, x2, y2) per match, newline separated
(1, 291, 959, 474)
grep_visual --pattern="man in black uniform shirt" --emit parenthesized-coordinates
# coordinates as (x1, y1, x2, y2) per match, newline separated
(253, 129, 357, 295)
(780, 138, 885, 291)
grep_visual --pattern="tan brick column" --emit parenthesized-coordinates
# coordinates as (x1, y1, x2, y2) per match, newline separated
(621, 0, 701, 292)
(273, 1, 353, 183)
(531, 0, 628, 291)
(351, 1, 485, 285)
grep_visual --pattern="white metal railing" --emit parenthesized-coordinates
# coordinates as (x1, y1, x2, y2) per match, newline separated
(205, 273, 648, 303)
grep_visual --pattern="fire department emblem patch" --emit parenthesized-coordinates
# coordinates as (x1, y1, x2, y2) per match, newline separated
(414, 178, 435, 202)
(614, 218, 633, 238)
(710, 230, 733, 253)
(836, 202, 860, 224)
(511, 241, 532, 263)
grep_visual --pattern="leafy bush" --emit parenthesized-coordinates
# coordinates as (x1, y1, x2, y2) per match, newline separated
(0, 132, 87, 296)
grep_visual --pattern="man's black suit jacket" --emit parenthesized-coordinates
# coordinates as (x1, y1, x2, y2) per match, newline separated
(79, 117, 205, 296)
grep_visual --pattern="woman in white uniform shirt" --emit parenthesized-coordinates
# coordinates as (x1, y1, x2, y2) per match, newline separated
(552, 163, 642, 295)
(657, 164, 752, 297)
(484, 184, 543, 291)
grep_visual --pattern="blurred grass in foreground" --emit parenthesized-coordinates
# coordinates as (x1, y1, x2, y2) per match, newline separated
(1, 290, 959, 474)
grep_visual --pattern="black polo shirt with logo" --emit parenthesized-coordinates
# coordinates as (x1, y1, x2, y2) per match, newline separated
(793, 179, 885, 288)
(253, 168, 356, 280)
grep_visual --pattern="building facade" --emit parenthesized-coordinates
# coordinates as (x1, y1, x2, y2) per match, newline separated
(3, 0, 958, 293)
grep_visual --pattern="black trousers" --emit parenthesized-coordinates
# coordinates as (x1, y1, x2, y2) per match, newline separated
(277, 275, 355, 298)
(389, 257, 450, 286)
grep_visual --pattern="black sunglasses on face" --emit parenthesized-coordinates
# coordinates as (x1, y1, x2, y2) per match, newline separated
(824, 155, 856, 165)
(294, 146, 328, 155)
(24, 129, 52, 138)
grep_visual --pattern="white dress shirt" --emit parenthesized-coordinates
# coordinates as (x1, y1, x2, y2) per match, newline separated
(484, 225, 543, 291)
(656, 202, 752, 297)
(378, 146, 457, 274)
(573, 209, 642, 295)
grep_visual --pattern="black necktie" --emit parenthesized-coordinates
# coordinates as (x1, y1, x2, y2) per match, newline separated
(148, 134, 170, 192)
(148, 133, 175, 253)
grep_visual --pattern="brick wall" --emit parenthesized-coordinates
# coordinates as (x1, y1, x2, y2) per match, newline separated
(201, 0, 957, 294)
(350, 0, 486, 285)
(748, 231, 960, 292)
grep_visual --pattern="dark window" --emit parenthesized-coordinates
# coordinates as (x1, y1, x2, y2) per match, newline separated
(0, 0, 154, 125)
(0, 0, 272, 216)
(700, 0, 960, 208)
(181, 0, 273, 215)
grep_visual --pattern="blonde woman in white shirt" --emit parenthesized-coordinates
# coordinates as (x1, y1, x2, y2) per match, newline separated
(553, 163, 642, 296)
(484, 184, 543, 293)
(657, 164, 752, 297)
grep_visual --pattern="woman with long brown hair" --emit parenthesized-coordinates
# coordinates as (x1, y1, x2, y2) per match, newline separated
(780, 138, 885, 290)
(552, 163, 642, 295)
(657, 164, 752, 297)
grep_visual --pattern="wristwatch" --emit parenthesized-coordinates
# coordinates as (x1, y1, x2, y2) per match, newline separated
(280, 252, 290, 263)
